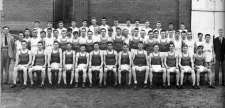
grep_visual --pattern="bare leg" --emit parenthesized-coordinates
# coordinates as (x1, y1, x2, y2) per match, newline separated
(149, 68, 153, 85)
(196, 70, 200, 86)
(191, 70, 196, 86)
(41, 68, 46, 85)
(113, 68, 117, 85)
(176, 69, 180, 86)
(75, 69, 79, 83)
(23, 68, 28, 85)
(180, 71, 184, 86)
(88, 69, 93, 84)
(103, 68, 108, 86)
(48, 68, 52, 84)
(144, 67, 149, 84)
(12, 67, 18, 85)
(70, 69, 74, 84)
(63, 69, 67, 84)
(57, 69, 62, 84)
(99, 69, 103, 85)
(28, 68, 34, 85)
(162, 69, 166, 84)
(82, 69, 87, 83)
(167, 70, 170, 86)
(132, 67, 137, 84)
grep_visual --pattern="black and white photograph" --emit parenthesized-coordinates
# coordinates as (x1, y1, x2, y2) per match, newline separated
(0, 0, 225, 108)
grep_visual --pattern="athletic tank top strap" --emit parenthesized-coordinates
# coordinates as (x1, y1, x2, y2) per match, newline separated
(18, 50, 30, 65)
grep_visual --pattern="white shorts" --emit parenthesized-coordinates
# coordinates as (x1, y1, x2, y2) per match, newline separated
(31, 66, 45, 71)
(50, 63, 61, 70)
(45, 47, 52, 53)
(31, 47, 38, 55)
(181, 66, 193, 73)
(151, 65, 164, 72)
(105, 65, 116, 71)
(160, 52, 167, 57)
(205, 53, 213, 62)
(64, 64, 74, 70)
(90, 66, 102, 71)
(167, 67, 178, 73)
(15, 65, 28, 71)
(76, 64, 88, 71)
(195, 66, 208, 72)
(133, 66, 148, 72)
(120, 65, 130, 71)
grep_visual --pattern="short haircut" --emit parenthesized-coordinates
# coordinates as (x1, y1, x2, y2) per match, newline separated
(169, 42, 174, 46)
(107, 41, 113, 45)
(34, 20, 40, 23)
(148, 30, 153, 34)
(47, 28, 52, 31)
(87, 30, 93, 33)
(161, 30, 166, 33)
(93, 42, 99, 45)
(134, 28, 139, 31)
(53, 29, 59, 32)
(198, 32, 203, 36)
(21, 40, 27, 44)
(73, 31, 79, 35)
(205, 34, 210, 37)
(58, 21, 63, 24)
(197, 45, 204, 49)
(38, 41, 44, 45)
(153, 30, 159, 33)
(53, 41, 59, 44)
(80, 44, 86, 47)
(101, 28, 106, 31)
(116, 27, 121, 30)
(153, 43, 159, 47)
(40, 31, 46, 34)
(67, 28, 72, 32)
(181, 31, 186, 34)
(2, 26, 9, 29)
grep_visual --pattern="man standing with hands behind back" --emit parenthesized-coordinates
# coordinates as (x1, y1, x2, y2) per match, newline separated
(213, 28, 225, 86)
(1, 26, 16, 84)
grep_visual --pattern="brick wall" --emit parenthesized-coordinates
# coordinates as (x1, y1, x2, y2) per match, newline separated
(3, 0, 53, 30)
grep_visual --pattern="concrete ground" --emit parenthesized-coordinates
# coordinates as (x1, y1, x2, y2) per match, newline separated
(1, 85, 224, 108)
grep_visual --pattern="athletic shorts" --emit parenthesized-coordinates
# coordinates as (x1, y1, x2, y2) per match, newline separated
(133, 66, 149, 72)
(120, 65, 131, 71)
(30, 65, 45, 71)
(151, 65, 164, 72)
(15, 65, 28, 71)
(195, 65, 208, 72)
(90, 66, 102, 71)
(64, 64, 74, 70)
(105, 65, 116, 71)
(50, 63, 61, 70)
(181, 66, 193, 73)
(76, 64, 88, 71)
(167, 67, 178, 73)
(204, 53, 213, 62)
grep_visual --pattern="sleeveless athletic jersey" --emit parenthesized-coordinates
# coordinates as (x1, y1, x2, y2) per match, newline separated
(72, 39, 79, 52)
(130, 38, 139, 49)
(114, 36, 123, 52)
(18, 50, 30, 65)
(121, 52, 130, 65)
(65, 51, 73, 64)
(86, 40, 94, 53)
(105, 51, 116, 65)
(50, 50, 60, 63)
(145, 40, 154, 54)
(91, 51, 101, 66)
(59, 38, 68, 51)
(159, 40, 169, 52)
(34, 51, 45, 66)
(100, 38, 108, 50)
(181, 54, 191, 66)
(166, 53, 176, 67)
(151, 53, 161, 65)
(194, 55, 205, 66)
(174, 40, 182, 52)
(195, 40, 204, 48)
(133, 51, 147, 66)
(77, 53, 87, 64)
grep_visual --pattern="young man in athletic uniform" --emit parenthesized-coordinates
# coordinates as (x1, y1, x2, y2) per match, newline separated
(130, 28, 140, 51)
(89, 42, 104, 87)
(45, 28, 54, 54)
(100, 17, 110, 35)
(164, 42, 180, 88)
(98, 28, 107, 51)
(30, 29, 40, 55)
(142, 20, 152, 34)
(78, 28, 87, 45)
(53, 29, 60, 41)
(149, 44, 166, 88)
(11, 41, 32, 88)
(194, 46, 215, 89)
(112, 19, 120, 35)
(195, 33, 205, 51)
(33, 20, 42, 38)
(124, 19, 132, 35)
(15, 32, 24, 51)
(153, 21, 162, 33)
(166, 23, 175, 42)
(203, 34, 214, 68)
(174, 31, 182, 55)
(47, 41, 63, 86)
(57, 21, 67, 38)
(44, 21, 54, 33)
(72, 31, 80, 52)
(103, 42, 118, 87)
(24, 28, 31, 42)
(108, 28, 114, 42)
(59, 30, 68, 51)
(28, 41, 47, 87)
(89, 17, 100, 36)
(140, 29, 147, 42)
(75, 44, 89, 88)
(132, 41, 149, 88)
(80, 20, 89, 35)
(122, 28, 130, 45)
(144, 30, 154, 54)
(86, 30, 94, 53)
(179, 45, 195, 88)
(186, 31, 195, 56)
(179, 23, 188, 33)
(113, 27, 124, 52)
(70, 20, 79, 33)
(159, 30, 169, 57)
(63, 43, 75, 86)
(118, 43, 132, 86)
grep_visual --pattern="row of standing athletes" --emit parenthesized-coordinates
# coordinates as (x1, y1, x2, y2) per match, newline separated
(11, 35, 215, 89)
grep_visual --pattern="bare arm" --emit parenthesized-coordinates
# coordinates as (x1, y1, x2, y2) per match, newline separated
(118, 52, 121, 67)
(164, 53, 168, 68)
(59, 49, 63, 67)
(27, 51, 32, 66)
(14, 51, 20, 66)
(63, 52, 66, 66)
(89, 52, 93, 67)
(75, 53, 79, 67)
(86, 53, 89, 66)
(73, 51, 76, 67)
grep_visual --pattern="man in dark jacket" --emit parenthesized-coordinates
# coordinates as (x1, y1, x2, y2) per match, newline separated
(213, 28, 225, 86)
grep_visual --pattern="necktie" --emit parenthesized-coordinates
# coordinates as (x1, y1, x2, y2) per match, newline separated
(5, 35, 8, 46)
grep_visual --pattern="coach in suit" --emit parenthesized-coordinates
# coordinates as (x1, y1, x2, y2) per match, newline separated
(1, 26, 16, 84)
(213, 28, 225, 86)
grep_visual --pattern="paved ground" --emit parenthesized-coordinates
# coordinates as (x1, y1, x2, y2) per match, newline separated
(1, 85, 224, 108)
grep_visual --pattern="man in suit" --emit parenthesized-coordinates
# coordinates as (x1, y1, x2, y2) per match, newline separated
(1, 26, 16, 84)
(213, 28, 225, 86)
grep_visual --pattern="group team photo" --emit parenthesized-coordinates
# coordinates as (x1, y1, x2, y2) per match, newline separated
(2, 18, 225, 89)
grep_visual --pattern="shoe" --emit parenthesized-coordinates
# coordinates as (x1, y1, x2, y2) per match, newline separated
(21, 85, 27, 89)
(192, 85, 196, 89)
(176, 85, 180, 89)
(74, 83, 78, 88)
(162, 83, 167, 88)
(195, 85, 200, 89)
(82, 83, 86, 88)
(134, 84, 137, 89)
(208, 85, 215, 89)
(167, 85, 171, 89)
(179, 85, 183, 89)
(143, 84, 148, 89)
(89, 83, 93, 88)
(99, 83, 102, 88)
(10, 84, 16, 88)
(40, 84, 44, 88)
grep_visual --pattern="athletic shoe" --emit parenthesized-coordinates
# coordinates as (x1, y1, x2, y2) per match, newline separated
(10, 84, 16, 88)
(208, 85, 215, 89)
(89, 83, 93, 88)
(195, 85, 200, 89)
(82, 83, 86, 88)
(74, 83, 78, 88)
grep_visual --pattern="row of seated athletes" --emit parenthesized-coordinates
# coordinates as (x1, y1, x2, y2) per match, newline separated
(11, 40, 215, 89)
